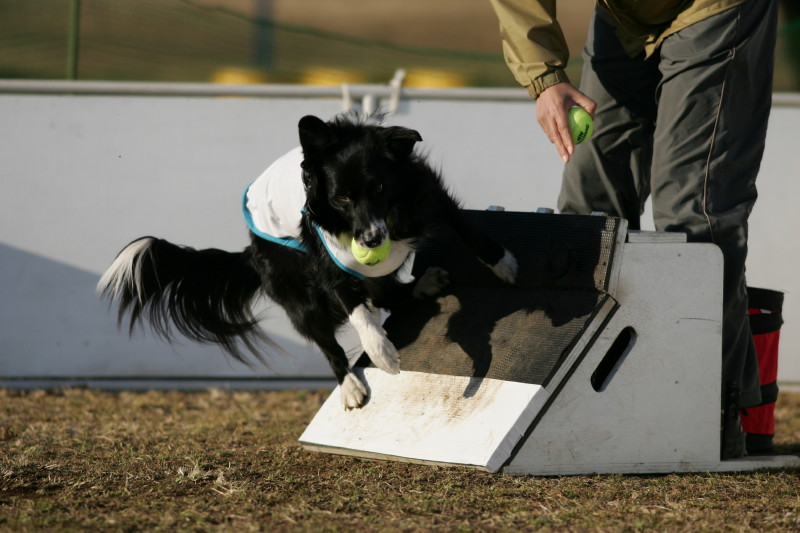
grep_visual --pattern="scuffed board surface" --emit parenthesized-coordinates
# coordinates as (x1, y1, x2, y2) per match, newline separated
(299, 368, 550, 472)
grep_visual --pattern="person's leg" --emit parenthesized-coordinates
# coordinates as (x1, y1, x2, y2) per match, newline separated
(558, 10, 659, 229)
(652, 0, 779, 456)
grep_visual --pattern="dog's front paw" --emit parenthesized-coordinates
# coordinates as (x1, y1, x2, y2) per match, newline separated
(489, 249, 518, 284)
(363, 332, 401, 375)
(349, 303, 400, 375)
(412, 266, 450, 299)
(340, 371, 368, 410)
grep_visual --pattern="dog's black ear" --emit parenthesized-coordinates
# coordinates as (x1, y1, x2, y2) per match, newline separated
(382, 126, 422, 160)
(298, 115, 330, 156)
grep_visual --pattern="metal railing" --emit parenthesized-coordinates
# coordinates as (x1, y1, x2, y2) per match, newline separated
(1, 80, 799, 109)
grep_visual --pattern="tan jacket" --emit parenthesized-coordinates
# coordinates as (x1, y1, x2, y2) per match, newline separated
(488, 0, 747, 99)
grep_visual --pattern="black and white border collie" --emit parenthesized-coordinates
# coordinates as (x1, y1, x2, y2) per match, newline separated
(98, 114, 517, 409)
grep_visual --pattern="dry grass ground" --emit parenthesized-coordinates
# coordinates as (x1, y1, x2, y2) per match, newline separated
(1, 387, 799, 532)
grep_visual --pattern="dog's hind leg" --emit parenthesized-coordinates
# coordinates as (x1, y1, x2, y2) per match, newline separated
(482, 249, 518, 284)
(442, 202, 518, 284)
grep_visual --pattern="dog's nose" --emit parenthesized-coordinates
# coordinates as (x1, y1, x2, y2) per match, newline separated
(363, 233, 386, 249)
(359, 224, 387, 248)
(357, 220, 388, 249)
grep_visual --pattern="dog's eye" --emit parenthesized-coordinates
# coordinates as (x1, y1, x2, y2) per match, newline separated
(375, 183, 384, 194)
(336, 194, 350, 202)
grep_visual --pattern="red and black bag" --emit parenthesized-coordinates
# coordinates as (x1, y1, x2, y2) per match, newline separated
(741, 287, 784, 454)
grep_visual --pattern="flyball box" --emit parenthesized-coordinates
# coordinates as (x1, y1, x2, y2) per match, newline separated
(300, 210, 799, 475)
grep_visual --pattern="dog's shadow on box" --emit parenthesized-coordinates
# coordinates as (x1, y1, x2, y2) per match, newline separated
(356, 210, 617, 399)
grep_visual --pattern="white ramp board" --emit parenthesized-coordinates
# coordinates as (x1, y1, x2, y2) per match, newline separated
(299, 367, 549, 472)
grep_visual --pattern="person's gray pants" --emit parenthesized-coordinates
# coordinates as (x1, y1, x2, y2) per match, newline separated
(559, 0, 779, 408)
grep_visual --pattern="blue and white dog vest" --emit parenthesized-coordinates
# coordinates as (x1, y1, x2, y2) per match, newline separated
(243, 147, 413, 280)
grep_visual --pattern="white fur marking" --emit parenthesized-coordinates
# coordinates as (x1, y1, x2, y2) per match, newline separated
(340, 371, 368, 410)
(96, 238, 155, 301)
(485, 249, 518, 284)
(348, 302, 400, 375)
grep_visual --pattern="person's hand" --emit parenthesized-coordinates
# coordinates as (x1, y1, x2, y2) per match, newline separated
(536, 82, 596, 163)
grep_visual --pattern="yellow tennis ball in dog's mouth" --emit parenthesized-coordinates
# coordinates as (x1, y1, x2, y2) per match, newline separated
(569, 106, 594, 145)
(351, 238, 391, 266)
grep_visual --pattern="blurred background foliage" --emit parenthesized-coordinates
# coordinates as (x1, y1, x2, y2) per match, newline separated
(0, 0, 798, 90)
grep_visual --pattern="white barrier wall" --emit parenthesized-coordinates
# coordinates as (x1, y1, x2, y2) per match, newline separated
(1, 82, 798, 387)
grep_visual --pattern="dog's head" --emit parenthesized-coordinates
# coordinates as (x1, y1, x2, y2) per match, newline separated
(298, 114, 422, 249)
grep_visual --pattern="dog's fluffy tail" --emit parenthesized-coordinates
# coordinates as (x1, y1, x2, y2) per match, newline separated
(97, 236, 267, 364)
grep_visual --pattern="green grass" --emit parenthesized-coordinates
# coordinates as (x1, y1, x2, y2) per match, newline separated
(1, 387, 799, 532)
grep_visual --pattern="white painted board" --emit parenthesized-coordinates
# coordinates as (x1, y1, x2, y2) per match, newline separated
(299, 368, 550, 472)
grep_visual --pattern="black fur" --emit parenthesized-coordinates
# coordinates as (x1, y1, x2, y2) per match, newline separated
(98, 114, 517, 409)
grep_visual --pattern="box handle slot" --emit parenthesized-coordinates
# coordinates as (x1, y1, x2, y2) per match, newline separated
(591, 326, 636, 392)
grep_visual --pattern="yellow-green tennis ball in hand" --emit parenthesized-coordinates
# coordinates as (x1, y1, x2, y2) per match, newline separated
(569, 106, 594, 145)
(351, 238, 391, 266)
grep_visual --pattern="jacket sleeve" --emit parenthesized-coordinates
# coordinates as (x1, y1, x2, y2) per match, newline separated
(488, 0, 571, 99)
